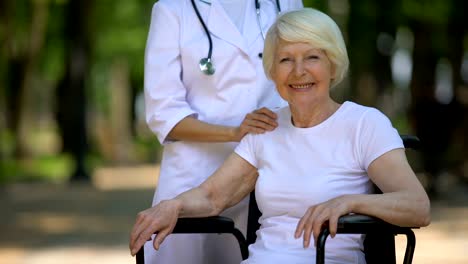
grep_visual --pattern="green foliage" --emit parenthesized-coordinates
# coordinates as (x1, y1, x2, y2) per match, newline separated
(92, 0, 153, 81)
(0, 129, 14, 158)
(8, 1, 31, 56)
(134, 134, 163, 163)
(303, 0, 328, 11)
(39, 2, 67, 82)
(0, 155, 73, 184)
(39, 37, 65, 82)
(401, 0, 453, 54)
(89, 61, 112, 115)
(392, 114, 412, 135)
(88, 0, 155, 115)
(402, 0, 451, 25)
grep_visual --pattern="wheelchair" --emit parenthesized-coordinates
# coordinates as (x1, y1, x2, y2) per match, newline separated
(136, 135, 422, 264)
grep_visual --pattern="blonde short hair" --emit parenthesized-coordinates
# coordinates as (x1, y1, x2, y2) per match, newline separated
(263, 8, 349, 88)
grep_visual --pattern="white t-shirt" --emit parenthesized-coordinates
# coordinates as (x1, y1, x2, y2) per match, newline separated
(235, 101, 404, 264)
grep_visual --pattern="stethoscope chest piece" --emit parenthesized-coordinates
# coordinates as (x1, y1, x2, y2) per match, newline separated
(192, 0, 280, 76)
(199, 57, 215, 75)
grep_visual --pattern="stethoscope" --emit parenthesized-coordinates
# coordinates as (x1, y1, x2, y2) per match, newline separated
(191, 0, 281, 75)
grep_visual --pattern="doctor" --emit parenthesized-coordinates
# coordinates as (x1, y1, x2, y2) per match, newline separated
(143, 0, 303, 263)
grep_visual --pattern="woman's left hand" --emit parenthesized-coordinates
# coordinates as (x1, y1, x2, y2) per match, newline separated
(294, 195, 353, 248)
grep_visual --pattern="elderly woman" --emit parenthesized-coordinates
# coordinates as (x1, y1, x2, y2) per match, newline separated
(130, 8, 430, 263)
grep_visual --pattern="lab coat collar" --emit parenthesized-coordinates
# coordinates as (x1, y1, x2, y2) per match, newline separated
(242, 0, 263, 49)
(206, 0, 249, 55)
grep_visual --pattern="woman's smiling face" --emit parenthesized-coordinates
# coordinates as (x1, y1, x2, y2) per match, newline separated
(271, 39, 335, 108)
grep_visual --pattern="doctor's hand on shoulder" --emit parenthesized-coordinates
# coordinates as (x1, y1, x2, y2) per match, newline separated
(233, 107, 278, 142)
(168, 107, 278, 143)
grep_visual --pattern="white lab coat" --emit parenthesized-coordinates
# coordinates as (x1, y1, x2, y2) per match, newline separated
(144, 0, 303, 263)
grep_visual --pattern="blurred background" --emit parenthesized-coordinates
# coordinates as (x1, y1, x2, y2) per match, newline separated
(1, 0, 467, 263)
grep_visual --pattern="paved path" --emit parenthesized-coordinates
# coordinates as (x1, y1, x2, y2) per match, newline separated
(1, 166, 467, 264)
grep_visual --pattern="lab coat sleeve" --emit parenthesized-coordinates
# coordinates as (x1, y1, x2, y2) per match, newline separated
(144, 2, 197, 145)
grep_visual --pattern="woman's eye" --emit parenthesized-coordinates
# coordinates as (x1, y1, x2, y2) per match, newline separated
(279, 58, 291, 63)
(307, 55, 319, 60)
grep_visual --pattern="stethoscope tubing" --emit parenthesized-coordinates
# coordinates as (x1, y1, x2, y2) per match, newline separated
(192, 0, 281, 75)
(191, 0, 213, 60)
(255, 0, 281, 14)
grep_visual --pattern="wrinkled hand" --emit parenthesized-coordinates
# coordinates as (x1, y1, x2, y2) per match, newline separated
(234, 107, 278, 141)
(294, 195, 353, 248)
(129, 200, 181, 256)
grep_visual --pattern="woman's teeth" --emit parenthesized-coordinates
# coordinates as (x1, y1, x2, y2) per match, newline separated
(290, 83, 314, 89)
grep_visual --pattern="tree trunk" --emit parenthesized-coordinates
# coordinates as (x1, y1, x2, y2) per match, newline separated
(447, 0, 468, 181)
(55, 0, 92, 181)
(347, 0, 398, 110)
(348, 0, 377, 103)
(2, 0, 28, 158)
(109, 59, 133, 164)
(409, 20, 458, 195)
(373, 0, 399, 116)
(3, 0, 49, 158)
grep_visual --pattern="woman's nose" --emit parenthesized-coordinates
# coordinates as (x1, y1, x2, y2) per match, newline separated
(293, 62, 305, 76)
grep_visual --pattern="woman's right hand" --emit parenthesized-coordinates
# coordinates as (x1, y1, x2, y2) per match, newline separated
(129, 199, 182, 256)
(234, 107, 278, 141)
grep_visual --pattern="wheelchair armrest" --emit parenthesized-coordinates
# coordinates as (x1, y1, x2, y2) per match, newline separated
(400, 135, 421, 150)
(174, 216, 249, 260)
(136, 216, 249, 263)
(173, 216, 237, 234)
(337, 214, 418, 234)
(317, 214, 418, 264)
